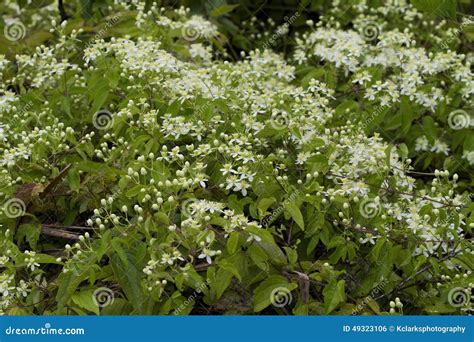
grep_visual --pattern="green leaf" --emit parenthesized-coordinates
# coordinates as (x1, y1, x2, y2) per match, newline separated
(227, 232, 240, 254)
(90, 84, 109, 115)
(56, 269, 90, 308)
(398, 143, 409, 160)
(110, 243, 148, 312)
(218, 259, 242, 282)
(125, 185, 144, 198)
(246, 225, 275, 244)
(285, 202, 305, 230)
(80, 0, 93, 18)
(284, 247, 298, 265)
(366, 297, 381, 314)
(257, 197, 276, 216)
(248, 244, 270, 271)
(210, 4, 239, 17)
(253, 275, 297, 312)
(68, 168, 81, 192)
(61, 96, 72, 117)
(422, 116, 438, 140)
(210, 268, 233, 300)
(246, 226, 287, 266)
(323, 279, 346, 314)
(16, 223, 41, 250)
(35, 253, 63, 264)
(335, 100, 359, 116)
(411, 0, 457, 19)
(72, 289, 100, 315)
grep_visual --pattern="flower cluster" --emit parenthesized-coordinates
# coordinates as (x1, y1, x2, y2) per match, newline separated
(0, 0, 471, 316)
(294, 1, 473, 168)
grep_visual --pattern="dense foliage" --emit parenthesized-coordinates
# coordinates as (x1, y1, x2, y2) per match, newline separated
(0, 0, 472, 315)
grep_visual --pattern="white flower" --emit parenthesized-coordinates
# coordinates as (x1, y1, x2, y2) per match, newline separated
(296, 152, 311, 165)
(415, 136, 430, 152)
(233, 180, 251, 196)
(198, 248, 216, 264)
(352, 71, 372, 85)
(220, 163, 235, 176)
(359, 233, 378, 245)
(225, 175, 239, 190)
(0, 124, 8, 141)
(0, 91, 17, 111)
(462, 150, 474, 165)
(24, 251, 40, 271)
(189, 43, 212, 61)
(161, 253, 174, 265)
(430, 140, 450, 156)
(196, 174, 208, 188)
(246, 234, 262, 243)
(364, 88, 377, 101)
(0, 256, 9, 268)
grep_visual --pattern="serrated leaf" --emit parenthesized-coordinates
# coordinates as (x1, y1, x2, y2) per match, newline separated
(17, 223, 41, 250)
(68, 168, 81, 191)
(56, 269, 90, 308)
(72, 289, 100, 315)
(110, 243, 148, 312)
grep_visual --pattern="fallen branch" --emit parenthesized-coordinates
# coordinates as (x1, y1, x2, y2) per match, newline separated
(42, 224, 93, 231)
(41, 226, 80, 240)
